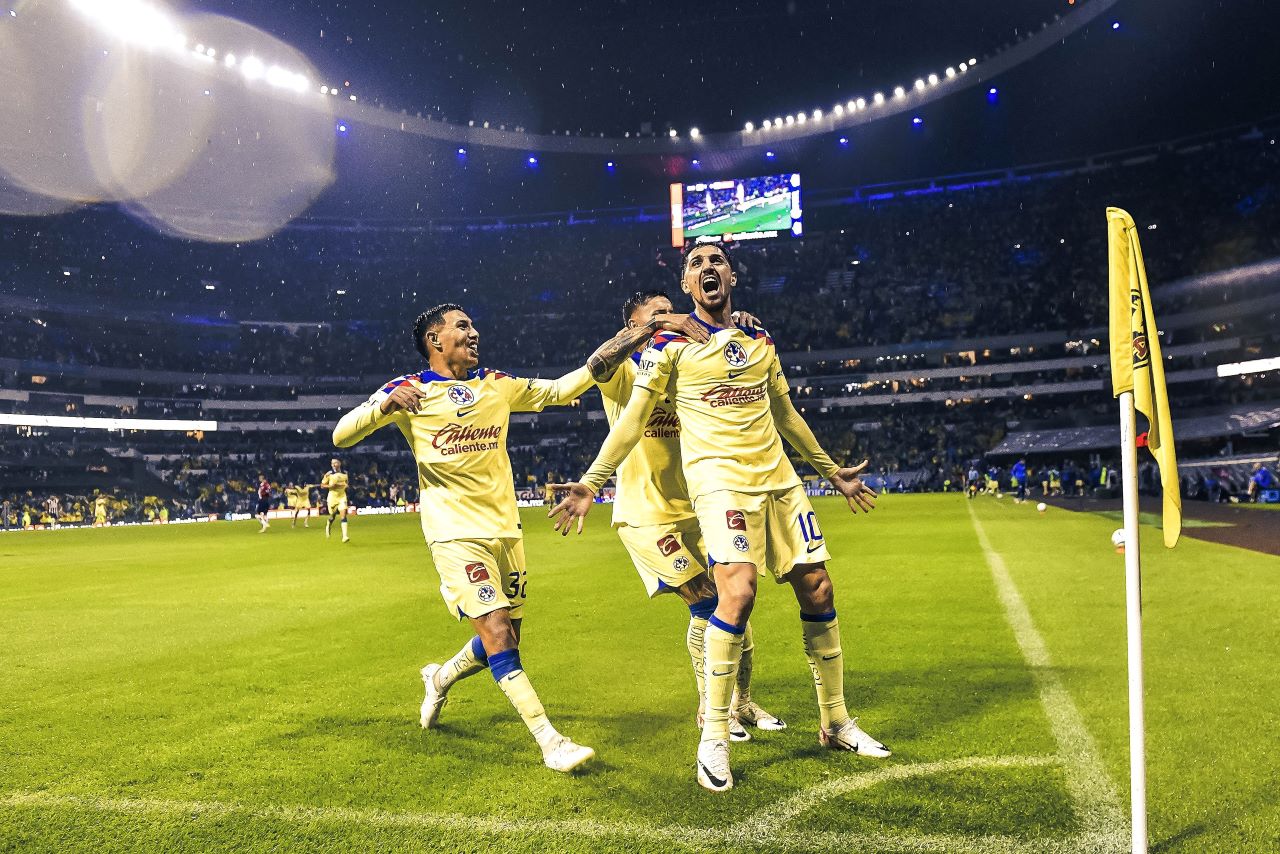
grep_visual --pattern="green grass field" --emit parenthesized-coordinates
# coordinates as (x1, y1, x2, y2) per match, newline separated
(684, 195, 792, 239)
(2, 495, 1276, 852)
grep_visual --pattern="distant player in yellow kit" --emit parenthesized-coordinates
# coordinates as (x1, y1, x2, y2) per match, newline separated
(551, 244, 887, 792)
(287, 483, 313, 528)
(321, 459, 350, 542)
(586, 290, 784, 742)
(333, 302, 702, 772)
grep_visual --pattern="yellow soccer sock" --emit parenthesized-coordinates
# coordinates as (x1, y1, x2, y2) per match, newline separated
(340, 520, 349, 538)
(801, 610, 849, 729)
(436, 635, 488, 691)
(686, 596, 717, 714)
(736, 621, 755, 706)
(701, 616, 745, 742)
(490, 649, 559, 750)
(686, 616, 708, 713)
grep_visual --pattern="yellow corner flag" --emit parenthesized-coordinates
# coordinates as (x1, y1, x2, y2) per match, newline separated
(1108, 207, 1181, 548)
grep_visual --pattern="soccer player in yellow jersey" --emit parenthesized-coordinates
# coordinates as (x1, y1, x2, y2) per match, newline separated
(589, 290, 783, 742)
(332, 303, 703, 772)
(287, 483, 313, 528)
(320, 459, 350, 542)
(551, 243, 888, 791)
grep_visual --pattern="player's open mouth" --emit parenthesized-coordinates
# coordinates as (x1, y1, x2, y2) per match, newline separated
(701, 273, 721, 295)
(467, 343, 479, 357)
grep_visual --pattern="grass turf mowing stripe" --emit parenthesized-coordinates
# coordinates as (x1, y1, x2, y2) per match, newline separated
(2, 756, 1073, 853)
(967, 501, 1127, 850)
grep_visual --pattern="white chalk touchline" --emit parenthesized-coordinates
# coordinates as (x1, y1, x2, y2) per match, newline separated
(968, 501, 1127, 850)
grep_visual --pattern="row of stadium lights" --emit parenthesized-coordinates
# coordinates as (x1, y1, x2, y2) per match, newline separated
(735, 58, 979, 138)
(63, 1, 1122, 149)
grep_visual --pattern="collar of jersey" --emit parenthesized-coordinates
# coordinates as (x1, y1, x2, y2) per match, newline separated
(417, 369, 476, 383)
(690, 314, 753, 336)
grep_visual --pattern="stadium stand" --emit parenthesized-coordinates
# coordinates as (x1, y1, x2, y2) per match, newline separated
(3, 126, 1277, 526)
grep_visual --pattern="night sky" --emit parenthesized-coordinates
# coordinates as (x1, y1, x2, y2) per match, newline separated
(187, 0, 1280, 140)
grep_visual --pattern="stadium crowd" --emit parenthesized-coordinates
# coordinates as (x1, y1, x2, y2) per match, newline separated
(3, 130, 1278, 527)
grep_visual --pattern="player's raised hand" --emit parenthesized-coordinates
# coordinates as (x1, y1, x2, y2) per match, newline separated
(546, 482, 595, 535)
(380, 384, 428, 415)
(829, 459, 878, 514)
(731, 310, 763, 329)
(653, 312, 711, 344)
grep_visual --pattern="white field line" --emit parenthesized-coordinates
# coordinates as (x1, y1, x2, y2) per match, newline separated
(735, 754, 1055, 838)
(2, 755, 1073, 853)
(967, 501, 1127, 849)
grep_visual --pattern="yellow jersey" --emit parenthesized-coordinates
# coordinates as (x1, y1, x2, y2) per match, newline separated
(334, 366, 593, 543)
(287, 486, 311, 506)
(632, 318, 800, 500)
(596, 355, 693, 526)
(322, 471, 349, 499)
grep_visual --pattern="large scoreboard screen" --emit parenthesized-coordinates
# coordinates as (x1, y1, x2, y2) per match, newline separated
(670, 173, 801, 247)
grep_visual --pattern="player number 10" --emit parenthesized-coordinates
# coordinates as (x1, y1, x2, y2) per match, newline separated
(797, 511, 823, 543)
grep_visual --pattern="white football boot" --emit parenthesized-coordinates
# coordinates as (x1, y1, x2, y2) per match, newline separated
(697, 711, 751, 742)
(542, 736, 595, 773)
(695, 739, 733, 792)
(819, 717, 891, 758)
(419, 663, 447, 729)
(733, 699, 787, 732)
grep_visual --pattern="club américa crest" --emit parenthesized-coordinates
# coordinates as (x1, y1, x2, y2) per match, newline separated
(448, 385, 476, 406)
(723, 341, 748, 368)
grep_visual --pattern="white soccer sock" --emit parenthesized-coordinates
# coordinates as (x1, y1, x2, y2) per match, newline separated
(340, 520, 348, 538)
(436, 636, 488, 691)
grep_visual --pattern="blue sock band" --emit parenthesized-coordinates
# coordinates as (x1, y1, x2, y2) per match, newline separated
(469, 635, 489, 665)
(489, 649, 522, 682)
(688, 596, 719, 620)
(800, 609, 838, 623)
(708, 614, 746, 635)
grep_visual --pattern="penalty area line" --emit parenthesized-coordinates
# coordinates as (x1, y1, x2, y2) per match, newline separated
(967, 501, 1127, 849)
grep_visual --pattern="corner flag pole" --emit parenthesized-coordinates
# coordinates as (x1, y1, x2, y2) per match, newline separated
(1118, 390, 1147, 854)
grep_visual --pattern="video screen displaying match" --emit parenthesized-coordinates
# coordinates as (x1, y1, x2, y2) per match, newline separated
(669, 173, 802, 247)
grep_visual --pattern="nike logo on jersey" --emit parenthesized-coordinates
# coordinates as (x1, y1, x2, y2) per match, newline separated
(727, 370, 745, 379)
(457, 407, 476, 417)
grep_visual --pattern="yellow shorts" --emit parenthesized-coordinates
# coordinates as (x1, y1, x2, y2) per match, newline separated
(326, 495, 348, 515)
(428, 537, 527, 621)
(694, 486, 831, 581)
(615, 517, 708, 598)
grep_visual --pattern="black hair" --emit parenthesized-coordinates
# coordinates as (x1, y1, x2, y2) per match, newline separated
(680, 241, 734, 277)
(621, 290, 670, 325)
(413, 303, 465, 359)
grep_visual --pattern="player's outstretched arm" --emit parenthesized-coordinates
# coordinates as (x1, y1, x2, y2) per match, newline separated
(333, 384, 425, 448)
(586, 313, 710, 382)
(547, 384, 661, 535)
(769, 385, 877, 514)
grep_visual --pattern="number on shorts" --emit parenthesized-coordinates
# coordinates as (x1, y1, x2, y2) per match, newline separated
(797, 511, 823, 543)
(505, 569, 528, 600)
